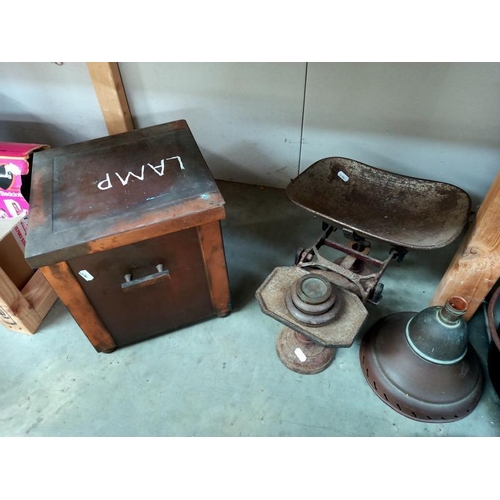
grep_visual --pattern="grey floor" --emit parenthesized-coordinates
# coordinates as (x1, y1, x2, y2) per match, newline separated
(1, 180, 499, 437)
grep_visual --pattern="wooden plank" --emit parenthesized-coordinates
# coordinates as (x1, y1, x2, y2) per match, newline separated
(197, 220, 231, 317)
(40, 262, 117, 353)
(87, 62, 134, 135)
(0, 267, 42, 334)
(21, 269, 58, 318)
(430, 172, 500, 320)
(0, 218, 34, 289)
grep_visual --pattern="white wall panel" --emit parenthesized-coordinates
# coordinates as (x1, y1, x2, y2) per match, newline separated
(300, 63, 500, 206)
(119, 62, 306, 187)
(1, 62, 499, 207)
(0, 62, 108, 146)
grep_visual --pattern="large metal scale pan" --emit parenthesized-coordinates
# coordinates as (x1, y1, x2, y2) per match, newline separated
(286, 157, 471, 250)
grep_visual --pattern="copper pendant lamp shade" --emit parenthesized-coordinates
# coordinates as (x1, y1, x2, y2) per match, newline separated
(359, 297, 483, 423)
(487, 284, 500, 398)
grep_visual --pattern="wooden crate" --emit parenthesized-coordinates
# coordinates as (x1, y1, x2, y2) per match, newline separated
(25, 120, 231, 352)
(0, 216, 58, 334)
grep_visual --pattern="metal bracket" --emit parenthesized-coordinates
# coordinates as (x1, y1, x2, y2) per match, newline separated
(295, 223, 405, 305)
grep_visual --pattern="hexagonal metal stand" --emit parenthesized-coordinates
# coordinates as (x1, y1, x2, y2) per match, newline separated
(256, 266, 368, 374)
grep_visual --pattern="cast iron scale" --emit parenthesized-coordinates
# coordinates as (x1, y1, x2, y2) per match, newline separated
(256, 157, 471, 375)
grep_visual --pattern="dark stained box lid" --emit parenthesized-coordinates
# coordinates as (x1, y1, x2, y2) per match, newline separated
(25, 120, 226, 268)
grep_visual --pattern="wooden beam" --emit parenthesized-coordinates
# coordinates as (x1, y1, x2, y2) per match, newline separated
(87, 62, 134, 135)
(430, 171, 500, 321)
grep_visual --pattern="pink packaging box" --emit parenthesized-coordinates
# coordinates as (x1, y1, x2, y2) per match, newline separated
(0, 142, 49, 219)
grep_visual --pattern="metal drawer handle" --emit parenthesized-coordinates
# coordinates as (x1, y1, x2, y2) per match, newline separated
(121, 264, 170, 292)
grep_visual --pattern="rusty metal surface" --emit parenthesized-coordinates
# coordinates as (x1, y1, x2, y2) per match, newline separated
(294, 273, 333, 305)
(297, 244, 395, 304)
(285, 286, 341, 326)
(360, 312, 483, 423)
(487, 284, 500, 352)
(290, 274, 338, 315)
(488, 343, 500, 399)
(286, 157, 471, 250)
(276, 327, 336, 374)
(487, 285, 500, 397)
(255, 266, 368, 348)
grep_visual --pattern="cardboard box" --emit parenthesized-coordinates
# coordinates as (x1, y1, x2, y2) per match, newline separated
(0, 213, 58, 334)
(0, 215, 33, 290)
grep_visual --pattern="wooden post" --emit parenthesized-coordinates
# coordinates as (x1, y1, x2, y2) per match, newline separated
(87, 62, 134, 135)
(430, 171, 500, 321)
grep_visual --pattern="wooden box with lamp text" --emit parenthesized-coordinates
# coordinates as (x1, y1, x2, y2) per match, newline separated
(25, 121, 231, 352)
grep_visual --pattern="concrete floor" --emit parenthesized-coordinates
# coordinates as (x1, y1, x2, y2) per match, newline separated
(1, 180, 499, 437)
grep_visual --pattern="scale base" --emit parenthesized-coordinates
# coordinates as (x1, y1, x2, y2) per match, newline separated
(276, 327, 336, 375)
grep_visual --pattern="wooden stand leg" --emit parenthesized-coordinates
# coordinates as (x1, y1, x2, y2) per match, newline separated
(197, 221, 232, 317)
(430, 172, 500, 321)
(41, 262, 116, 352)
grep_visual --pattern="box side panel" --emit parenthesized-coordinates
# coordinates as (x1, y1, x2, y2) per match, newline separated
(67, 228, 214, 347)
(0, 232, 34, 289)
